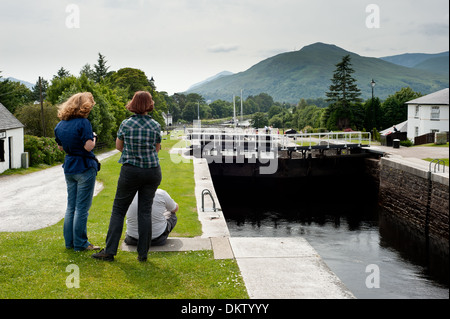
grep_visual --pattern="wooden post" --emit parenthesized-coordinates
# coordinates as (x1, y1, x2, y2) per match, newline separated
(39, 76, 46, 137)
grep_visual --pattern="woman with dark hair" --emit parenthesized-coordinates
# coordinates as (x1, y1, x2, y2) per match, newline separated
(92, 91, 162, 262)
(54, 92, 101, 252)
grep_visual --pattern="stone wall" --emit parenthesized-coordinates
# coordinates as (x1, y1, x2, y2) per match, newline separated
(378, 156, 449, 255)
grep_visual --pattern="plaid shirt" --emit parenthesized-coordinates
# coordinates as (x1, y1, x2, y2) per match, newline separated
(117, 114, 161, 168)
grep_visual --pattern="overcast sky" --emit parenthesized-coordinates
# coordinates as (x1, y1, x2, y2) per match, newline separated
(1, 0, 448, 95)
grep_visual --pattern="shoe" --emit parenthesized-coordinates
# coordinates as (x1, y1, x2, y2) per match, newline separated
(124, 235, 138, 246)
(138, 255, 147, 262)
(85, 244, 101, 251)
(91, 249, 114, 261)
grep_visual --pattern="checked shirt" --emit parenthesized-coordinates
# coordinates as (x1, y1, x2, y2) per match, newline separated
(117, 114, 161, 168)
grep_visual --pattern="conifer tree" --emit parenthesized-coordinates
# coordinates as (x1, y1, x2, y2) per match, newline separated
(326, 55, 362, 107)
(94, 53, 110, 83)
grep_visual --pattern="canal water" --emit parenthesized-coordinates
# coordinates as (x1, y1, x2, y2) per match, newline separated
(212, 174, 449, 299)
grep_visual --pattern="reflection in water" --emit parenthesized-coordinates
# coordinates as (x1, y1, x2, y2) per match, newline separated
(213, 175, 449, 299)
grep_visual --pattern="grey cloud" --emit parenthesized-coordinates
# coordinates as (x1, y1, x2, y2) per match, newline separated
(208, 43, 240, 53)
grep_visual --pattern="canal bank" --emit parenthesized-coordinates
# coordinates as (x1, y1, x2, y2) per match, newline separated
(194, 142, 448, 298)
(192, 153, 355, 299)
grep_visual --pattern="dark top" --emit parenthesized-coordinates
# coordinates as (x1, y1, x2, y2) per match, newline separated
(54, 118, 97, 174)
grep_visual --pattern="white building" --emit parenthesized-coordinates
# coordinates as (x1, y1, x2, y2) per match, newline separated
(405, 88, 449, 141)
(162, 112, 173, 126)
(0, 102, 25, 173)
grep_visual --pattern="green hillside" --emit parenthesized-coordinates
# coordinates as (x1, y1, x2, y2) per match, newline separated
(414, 56, 449, 76)
(187, 43, 449, 104)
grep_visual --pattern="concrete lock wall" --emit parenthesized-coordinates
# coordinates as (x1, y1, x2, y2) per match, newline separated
(378, 157, 449, 256)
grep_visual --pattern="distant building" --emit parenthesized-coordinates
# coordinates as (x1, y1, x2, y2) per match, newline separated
(162, 112, 173, 126)
(405, 88, 449, 141)
(0, 102, 25, 173)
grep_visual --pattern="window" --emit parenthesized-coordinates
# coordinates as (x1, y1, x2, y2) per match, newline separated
(431, 106, 440, 120)
(414, 105, 419, 118)
(415, 127, 419, 137)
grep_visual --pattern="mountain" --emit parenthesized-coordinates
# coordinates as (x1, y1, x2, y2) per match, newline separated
(186, 43, 449, 104)
(380, 52, 448, 68)
(413, 56, 449, 76)
(188, 71, 234, 90)
(381, 51, 449, 76)
(0, 77, 34, 89)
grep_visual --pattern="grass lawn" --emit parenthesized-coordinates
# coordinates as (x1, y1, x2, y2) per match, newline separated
(423, 158, 449, 167)
(0, 131, 248, 299)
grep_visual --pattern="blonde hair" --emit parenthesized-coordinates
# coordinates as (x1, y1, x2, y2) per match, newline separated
(57, 92, 95, 121)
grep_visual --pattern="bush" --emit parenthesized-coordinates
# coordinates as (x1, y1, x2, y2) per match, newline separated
(24, 135, 65, 166)
(400, 139, 413, 147)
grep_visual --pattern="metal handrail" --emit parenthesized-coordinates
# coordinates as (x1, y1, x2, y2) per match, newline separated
(201, 189, 216, 212)
(429, 159, 446, 173)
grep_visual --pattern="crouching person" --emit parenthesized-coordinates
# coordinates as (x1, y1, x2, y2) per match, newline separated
(125, 189, 178, 247)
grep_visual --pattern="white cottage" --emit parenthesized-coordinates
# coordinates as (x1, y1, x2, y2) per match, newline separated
(0, 102, 25, 173)
(405, 88, 449, 141)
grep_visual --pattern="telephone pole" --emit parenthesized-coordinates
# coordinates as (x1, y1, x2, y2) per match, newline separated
(39, 77, 46, 137)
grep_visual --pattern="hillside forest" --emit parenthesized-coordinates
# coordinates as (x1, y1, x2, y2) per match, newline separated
(1, 53, 423, 148)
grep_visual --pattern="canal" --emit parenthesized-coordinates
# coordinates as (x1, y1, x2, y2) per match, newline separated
(211, 172, 449, 299)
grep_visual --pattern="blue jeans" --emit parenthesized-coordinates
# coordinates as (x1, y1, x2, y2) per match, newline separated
(63, 167, 97, 251)
(105, 164, 162, 258)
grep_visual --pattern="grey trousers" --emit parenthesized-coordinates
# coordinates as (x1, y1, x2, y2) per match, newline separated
(105, 164, 161, 257)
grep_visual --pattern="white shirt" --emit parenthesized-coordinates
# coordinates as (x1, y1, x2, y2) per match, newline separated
(126, 189, 177, 239)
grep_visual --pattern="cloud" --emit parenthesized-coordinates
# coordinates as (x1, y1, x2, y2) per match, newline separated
(419, 23, 450, 37)
(208, 43, 240, 53)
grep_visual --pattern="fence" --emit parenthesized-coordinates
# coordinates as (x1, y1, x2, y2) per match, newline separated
(414, 132, 449, 145)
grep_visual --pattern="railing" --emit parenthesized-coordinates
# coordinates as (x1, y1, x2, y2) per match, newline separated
(429, 159, 446, 173)
(279, 132, 372, 150)
(187, 128, 371, 151)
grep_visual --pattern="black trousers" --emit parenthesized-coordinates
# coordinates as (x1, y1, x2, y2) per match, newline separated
(105, 164, 161, 257)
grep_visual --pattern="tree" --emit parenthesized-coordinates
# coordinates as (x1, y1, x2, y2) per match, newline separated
(181, 102, 198, 121)
(0, 74, 33, 113)
(325, 55, 363, 130)
(363, 97, 382, 131)
(326, 55, 362, 106)
(251, 112, 268, 128)
(14, 102, 59, 137)
(31, 78, 49, 102)
(108, 67, 151, 99)
(380, 87, 422, 129)
(55, 67, 71, 79)
(209, 100, 232, 118)
(80, 64, 96, 81)
(246, 93, 274, 113)
(94, 53, 110, 83)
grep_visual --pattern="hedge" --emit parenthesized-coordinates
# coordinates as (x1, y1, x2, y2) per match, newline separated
(24, 135, 65, 167)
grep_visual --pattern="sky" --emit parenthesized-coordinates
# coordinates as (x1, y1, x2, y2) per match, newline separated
(1, 0, 448, 95)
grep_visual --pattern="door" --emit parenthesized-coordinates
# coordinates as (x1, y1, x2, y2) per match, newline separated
(8, 136, 13, 169)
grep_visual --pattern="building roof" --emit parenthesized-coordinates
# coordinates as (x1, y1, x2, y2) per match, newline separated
(406, 88, 449, 106)
(380, 120, 408, 136)
(0, 102, 25, 130)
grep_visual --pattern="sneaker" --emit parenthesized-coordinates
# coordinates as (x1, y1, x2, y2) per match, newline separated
(91, 249, 114, 261)
(84, 244, 101, 251)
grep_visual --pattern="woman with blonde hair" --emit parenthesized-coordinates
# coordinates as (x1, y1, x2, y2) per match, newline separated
(92, 91, 161, 262)
(54, 92, 101, 251)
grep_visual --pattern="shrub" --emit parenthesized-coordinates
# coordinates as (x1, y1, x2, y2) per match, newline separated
(302, 125, 314, 133)
(400, 139, 413, 147)
(24, 135, 65, 166)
